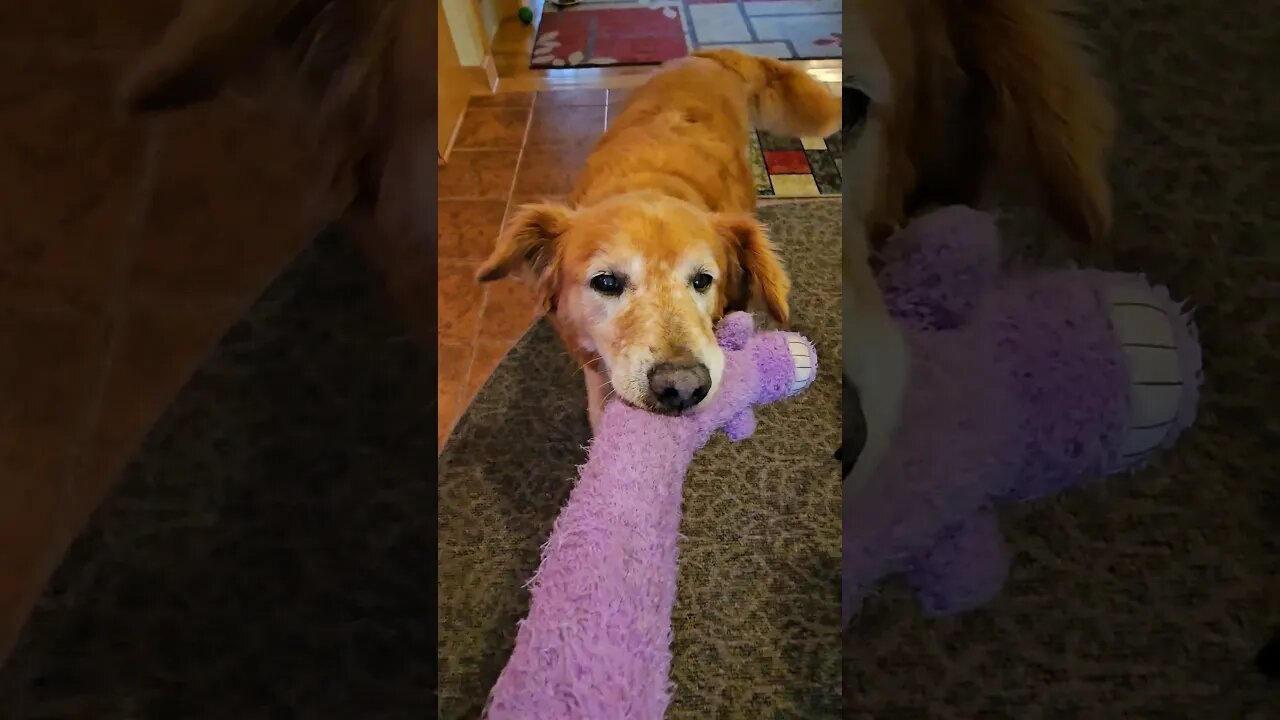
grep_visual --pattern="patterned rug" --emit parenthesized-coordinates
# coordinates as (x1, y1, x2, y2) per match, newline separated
(531, 0, 841, 69)
(750, 127, 841, 197)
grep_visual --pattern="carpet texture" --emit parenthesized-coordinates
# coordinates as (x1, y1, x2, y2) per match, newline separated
(0, 230, 437, 718)
(531, 0, 841, 69)
(439, 200, 842, 719)
(842, 1, 1280, 717)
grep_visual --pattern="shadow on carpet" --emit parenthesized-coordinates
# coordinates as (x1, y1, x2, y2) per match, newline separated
(0, 229, 436, 719)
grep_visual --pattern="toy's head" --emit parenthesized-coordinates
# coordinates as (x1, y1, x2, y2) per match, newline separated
(711, 312, 816, 403)
(843, 206, 1203, 624)
(879, 206, 1203, 499)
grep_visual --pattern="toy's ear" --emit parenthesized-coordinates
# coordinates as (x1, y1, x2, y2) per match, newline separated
(878, 206, 1002, 317)
(477, 203, 575, 309)
(714, 214, 790, 325)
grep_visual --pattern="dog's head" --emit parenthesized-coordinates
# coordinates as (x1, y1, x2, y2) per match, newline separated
(477, 194, 789, 415)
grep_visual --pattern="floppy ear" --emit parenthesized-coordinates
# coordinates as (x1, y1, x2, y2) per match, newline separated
(476, 203, 575, 307)
(119, 0, 317, 113)
(713, 213, 790, 325)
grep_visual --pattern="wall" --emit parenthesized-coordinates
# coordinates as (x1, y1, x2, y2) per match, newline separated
(438, 2, 476, 158)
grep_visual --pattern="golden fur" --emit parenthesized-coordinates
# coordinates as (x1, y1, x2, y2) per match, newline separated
(479, 51, 839, 427)
(854, 0, 1115, 246)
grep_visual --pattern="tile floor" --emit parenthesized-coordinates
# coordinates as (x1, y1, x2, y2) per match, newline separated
(437, 87, 621, 451)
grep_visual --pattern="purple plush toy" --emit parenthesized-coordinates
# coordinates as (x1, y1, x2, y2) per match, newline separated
(488, 312, 817, 720)
(842, 206, 1203, 626)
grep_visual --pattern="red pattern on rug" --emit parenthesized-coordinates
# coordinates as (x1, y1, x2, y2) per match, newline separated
(531, 0, 841, 69)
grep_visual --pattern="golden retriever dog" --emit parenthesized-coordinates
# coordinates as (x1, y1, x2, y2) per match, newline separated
(842, 0, 1116, 490)
(477, 50, 840, 430)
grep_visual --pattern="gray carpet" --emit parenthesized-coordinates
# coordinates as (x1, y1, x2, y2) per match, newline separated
(438, 200, 843, 719)
(0, 229, 436, 719)
(842, 1, 1280, 717)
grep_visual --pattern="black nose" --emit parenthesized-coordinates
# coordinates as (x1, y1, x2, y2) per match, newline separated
(648, 361, 712, 412)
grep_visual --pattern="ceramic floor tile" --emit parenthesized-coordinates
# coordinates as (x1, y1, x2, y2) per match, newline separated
(64, 300, 236, 536)
(526, 103, 606, 147)
(607, 87, 633, 107)
(0, 304, 111, 659)
(469, 91, 535, 108)
(453, 107, 530, 150)
(438, 261, 485, 345)
(466, 339, 515, 398)
(0, 52, 147, 312)
(535, 89, 608, 108)
(438, 366, 474, 453)
(514, 143, 592, 197)
(438, 382, 463, 453)
(0, 306, 111, 484)
(439, 149, 521, 199)
(128, 102, 317, 303)
(438, 200, 510, 261)
(478, 278, 541, 345)
(437, 340, 472, 449)
(438, 340, 472, 387)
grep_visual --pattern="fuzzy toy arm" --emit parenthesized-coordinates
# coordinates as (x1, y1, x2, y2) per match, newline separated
(487, 314, 816, 720)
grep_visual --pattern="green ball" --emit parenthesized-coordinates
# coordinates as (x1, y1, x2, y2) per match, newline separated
(517, 6, 534, 24)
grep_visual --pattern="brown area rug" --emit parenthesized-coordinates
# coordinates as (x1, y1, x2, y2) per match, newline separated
(842, 1, 1280, 717)
(439, 199, 842, 718)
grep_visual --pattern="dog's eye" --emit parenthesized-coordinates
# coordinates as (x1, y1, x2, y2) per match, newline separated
(690, 272, 713, 292)
(590, 273, 624, 296)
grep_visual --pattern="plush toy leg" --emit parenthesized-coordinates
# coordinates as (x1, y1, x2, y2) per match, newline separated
(905, 509, 1010, 616)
